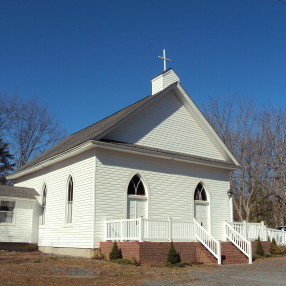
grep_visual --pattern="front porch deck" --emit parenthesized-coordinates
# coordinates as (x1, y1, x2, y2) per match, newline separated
(104, 218, 286, 265)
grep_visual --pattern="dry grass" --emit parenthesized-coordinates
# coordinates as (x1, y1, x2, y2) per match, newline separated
(0, 251, 208, 286)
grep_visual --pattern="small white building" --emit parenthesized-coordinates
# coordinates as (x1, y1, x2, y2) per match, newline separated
(4, 69, 260, 264)
(0, 185, 39, 250)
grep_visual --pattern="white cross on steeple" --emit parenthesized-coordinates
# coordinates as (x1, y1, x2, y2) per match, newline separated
(158, 49, 172, 71)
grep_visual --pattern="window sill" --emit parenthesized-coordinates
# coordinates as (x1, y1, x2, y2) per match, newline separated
(39, 225, 46, 229)
(0, 223, 15, 226)
(127, 195, 147, 200)
(63, 224, 73, 228)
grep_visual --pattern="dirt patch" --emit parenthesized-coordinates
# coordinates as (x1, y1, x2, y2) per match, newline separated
(1, 251, 286, 286)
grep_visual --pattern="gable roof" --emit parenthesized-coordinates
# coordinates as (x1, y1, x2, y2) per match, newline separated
(8, 70, 240, 179)
(15, 82, 178, 173)
(0, 185, 39, 200)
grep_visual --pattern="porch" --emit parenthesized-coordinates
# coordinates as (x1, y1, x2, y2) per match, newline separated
(104, 218, 286, 265)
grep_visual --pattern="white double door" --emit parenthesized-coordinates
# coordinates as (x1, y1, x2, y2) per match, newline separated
(194, 201, 209, 231)
(127, 197, 147, 219)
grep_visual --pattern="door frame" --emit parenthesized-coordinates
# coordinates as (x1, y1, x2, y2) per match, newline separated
(193, 180, 212, 234)
(124, 171, 150, 219)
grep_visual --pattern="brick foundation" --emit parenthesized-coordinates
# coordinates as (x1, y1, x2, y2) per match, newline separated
(0, 242, 38, 251)
(100, 241, 248, 265)
(101, 240, 286, 265)
(251, 241, 286, 255)
(251, 241, 271, 254)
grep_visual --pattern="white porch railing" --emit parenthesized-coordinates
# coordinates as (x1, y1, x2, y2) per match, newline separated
(225, 221, 252, 264)
(105, 217, 222, 265)
(105, 217, 195, 242)
(194, 219, 221, 265)
(229, 221, 286, 245)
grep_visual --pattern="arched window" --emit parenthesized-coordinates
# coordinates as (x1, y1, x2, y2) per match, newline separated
(67, 177, 73, 224)
(42, 184, 47, 225)
(127, 175, 145, 196)
(194, 183, 207, 201)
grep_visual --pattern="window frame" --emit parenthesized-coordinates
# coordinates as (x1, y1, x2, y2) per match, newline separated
(127, 174, 146, 198)
(0, 199, 16, 225)
(66, 176, 73, 225)
(41, 184, 47, 226)
(194, 183, 208, 202)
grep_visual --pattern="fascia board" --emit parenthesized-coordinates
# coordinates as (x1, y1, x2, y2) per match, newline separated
(0, 196, 37, 201)
(7, 141, 96, 180)
(173, 84, 240, 167)
(93, 141, 238, 171)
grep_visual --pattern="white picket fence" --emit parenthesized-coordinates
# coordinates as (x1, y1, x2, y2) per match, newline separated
(105, 217, 222, 264)
(229, 221, 286, 245)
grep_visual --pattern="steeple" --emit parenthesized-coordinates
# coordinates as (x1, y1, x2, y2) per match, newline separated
(151, 68, 180, 95)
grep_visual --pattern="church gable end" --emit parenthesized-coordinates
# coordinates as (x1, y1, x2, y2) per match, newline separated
(104, 90, 225, 161)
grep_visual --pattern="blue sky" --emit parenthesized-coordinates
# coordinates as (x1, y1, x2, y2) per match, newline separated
(0, 0, 286, 134)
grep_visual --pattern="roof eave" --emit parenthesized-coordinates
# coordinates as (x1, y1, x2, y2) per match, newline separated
(94, 141, 239, 171)
(0, 195, 38, 201)
(7, 141, 96, 180)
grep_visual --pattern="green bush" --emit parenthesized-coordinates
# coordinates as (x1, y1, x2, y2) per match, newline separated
(109, 242, 122, 260)
(270, 238, 281, 255)
(167, 242, 181, 265)
(256, 237, 265, 256)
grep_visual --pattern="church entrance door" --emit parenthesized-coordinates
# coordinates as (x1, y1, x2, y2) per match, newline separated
(194, 182, 209, 231)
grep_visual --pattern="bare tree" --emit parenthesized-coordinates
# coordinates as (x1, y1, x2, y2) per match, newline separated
(0, 95, 18, 135)
(203, 96, 286, 226)
(0, 95, 66, 169)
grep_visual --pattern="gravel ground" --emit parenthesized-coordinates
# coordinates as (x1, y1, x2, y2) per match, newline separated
(142, 257, 286, 286)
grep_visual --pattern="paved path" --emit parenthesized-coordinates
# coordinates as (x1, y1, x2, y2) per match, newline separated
(142, 257, 286, 286)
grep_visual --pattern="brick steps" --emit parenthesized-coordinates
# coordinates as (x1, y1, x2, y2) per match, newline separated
(221, 242, 248, 265)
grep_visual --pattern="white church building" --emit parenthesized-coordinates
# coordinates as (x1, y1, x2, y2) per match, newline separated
(2, 68, 283, 264)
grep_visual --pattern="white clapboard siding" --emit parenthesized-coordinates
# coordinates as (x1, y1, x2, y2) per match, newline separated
(151, 69, 180, 94)
(0, 200, 34, 243)
(94, 149, 230, 246)
(14, 150, 95, 249)
(105, 91, 225, 161)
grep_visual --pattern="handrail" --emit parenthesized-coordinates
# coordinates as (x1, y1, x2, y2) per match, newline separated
(194, 219, 221, 265)
(229, 221, 286, 245)
(225, 221, 252, 264)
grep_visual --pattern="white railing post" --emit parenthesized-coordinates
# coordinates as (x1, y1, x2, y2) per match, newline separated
(139, 216, 144, 242)
(217, 241, 222, 265)
(168, 217, 172, 242)
(243, 221, 248, 240)
(261, 221, 266, 241)
(105, 219, 108, 241)
(248, 240, 253, 264)
(120, 218, 123, 241)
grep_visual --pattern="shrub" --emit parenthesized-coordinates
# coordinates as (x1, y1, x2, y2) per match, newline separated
(92, 250, 106, 260)
(167, 242, 181, 265)
(109, 242, 122, 260)
(256, 237, 265, 256)
(270, 238, 281, 255)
